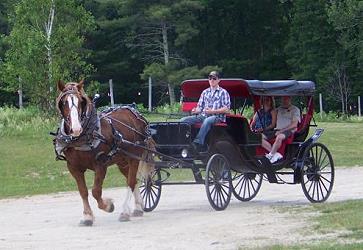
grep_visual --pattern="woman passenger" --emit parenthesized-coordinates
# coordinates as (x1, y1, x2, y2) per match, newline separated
(250, 96, 277, 151)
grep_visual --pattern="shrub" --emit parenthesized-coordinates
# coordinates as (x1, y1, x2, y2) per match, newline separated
(314, 111, 363, 123)
(154, 103, 181, 114)
(0, 106, 57, 136)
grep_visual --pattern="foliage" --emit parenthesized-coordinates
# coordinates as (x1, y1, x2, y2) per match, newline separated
(0, 106, 57, 136)
(314, 112, 363, 123)
(327, 0, 363, 99)
(154, 102, 181, 114)
(84, 80, 101, 99)
(1, 0, 95, 110)
(285, 0, 336, 83)
(0, 0, 362, 114)
(141, 62, 221, 88)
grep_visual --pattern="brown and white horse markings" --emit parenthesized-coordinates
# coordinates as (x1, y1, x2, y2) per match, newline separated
(56, 80, 154, 226)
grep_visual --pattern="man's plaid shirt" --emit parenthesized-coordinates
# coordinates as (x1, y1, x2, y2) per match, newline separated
(197, 86, 231, 122)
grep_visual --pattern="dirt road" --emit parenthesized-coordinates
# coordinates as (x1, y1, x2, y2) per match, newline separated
(0, 167, 362, 250)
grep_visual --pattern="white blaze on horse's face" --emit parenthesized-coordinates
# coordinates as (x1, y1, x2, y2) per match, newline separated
(67, 94, 83, 137)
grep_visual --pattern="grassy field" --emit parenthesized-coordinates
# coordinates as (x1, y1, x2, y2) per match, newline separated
(0, 115, 362, 198)
(266, 199, 363, 250)
(317, 122, 363, 167)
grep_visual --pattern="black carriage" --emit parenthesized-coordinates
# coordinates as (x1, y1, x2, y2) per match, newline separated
(140, 79, 334, 211)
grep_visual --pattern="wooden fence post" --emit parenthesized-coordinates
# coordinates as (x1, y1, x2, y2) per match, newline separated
(109, 79, 114, 106)
(358, 96, 361, 117)
(18, 77, 23, 109)
(148, 76, 152, 112)
(319, 93, 323, 119)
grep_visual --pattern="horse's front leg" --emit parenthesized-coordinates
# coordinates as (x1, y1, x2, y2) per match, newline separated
(68, 165, 94, 226)
(92, 165, 115, 213)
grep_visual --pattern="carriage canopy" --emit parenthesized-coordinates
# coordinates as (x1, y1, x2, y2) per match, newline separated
(181, 79, 315, 98)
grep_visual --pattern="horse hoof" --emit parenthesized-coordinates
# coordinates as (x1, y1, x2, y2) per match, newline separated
(79, 219, 93, 226)
(132, 209, 143, 217)
(103, 199, 114, 213)
(108, 203, 115, 213)
(118, 213, 130, 222)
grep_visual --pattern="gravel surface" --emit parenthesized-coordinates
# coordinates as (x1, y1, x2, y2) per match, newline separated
(0, 167, 362, 250)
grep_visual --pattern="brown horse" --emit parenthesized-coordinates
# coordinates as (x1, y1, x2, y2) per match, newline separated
(54, 80, 154, 226)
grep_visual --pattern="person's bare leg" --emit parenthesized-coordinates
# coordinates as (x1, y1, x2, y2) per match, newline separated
(262, 139, 272, 152)
(270, 134, 286, 155)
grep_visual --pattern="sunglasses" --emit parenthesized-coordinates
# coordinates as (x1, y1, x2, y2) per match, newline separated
(208, 75, 218, 80)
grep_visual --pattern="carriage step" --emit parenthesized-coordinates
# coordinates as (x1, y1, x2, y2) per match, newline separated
(256, 157, 278, 183)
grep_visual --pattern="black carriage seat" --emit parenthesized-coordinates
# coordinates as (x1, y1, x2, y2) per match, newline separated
(225, 114, 261, 145)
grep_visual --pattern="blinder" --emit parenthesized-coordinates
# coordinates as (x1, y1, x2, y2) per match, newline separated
(57, 87, 88, 136)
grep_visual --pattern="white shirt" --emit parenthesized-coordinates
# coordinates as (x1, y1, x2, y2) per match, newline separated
(276, 105, 301, 130)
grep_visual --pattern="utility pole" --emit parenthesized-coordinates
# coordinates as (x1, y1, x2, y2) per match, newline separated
(109, 79, 114, 106)
(148, 76, 152, 112)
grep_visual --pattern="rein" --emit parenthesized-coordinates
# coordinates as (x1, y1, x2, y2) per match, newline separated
(100, 106, 150, 140)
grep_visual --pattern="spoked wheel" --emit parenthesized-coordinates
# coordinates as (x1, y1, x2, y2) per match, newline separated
(301, 143, 334, 203)
(139, 169, 162, 212)
(205, 154, 232, 211)
(231, 171, 263, 201)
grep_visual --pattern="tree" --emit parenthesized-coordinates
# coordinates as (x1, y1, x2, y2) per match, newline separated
(123, 0, 204, 105)
(183, 0, 291, 80)
(285, 0, 337, 82)
(327, 64, 351, 114)
(2, 0, 95, 110)
(82, 0, 146, 105)
(141, 62, 220, 102)
(327, 0, 363, 109)
(0, 0, 14, 60)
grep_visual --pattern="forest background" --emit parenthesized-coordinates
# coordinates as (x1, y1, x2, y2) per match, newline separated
(0, 0, 361, 114)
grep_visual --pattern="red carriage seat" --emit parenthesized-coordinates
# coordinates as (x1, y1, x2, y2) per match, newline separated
(182, 102, 198, 113)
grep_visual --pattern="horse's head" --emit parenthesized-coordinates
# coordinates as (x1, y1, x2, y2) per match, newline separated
(56, 80, 90, 137)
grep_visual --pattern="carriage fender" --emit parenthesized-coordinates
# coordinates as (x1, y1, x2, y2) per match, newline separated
(295, 128, 324, 168)
(214, 140, 243, 167)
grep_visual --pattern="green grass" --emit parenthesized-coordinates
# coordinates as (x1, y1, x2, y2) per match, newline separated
(260, 242, 363, 250)
(314, 122, 363, 166)
(260, 200, 363, 250)
(0, 107, 362, 198)
(313, 199, 363, 239)
(0, 111, 193, 198)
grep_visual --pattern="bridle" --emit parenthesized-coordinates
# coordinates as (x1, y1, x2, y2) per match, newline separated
(57, 88, 85, 135)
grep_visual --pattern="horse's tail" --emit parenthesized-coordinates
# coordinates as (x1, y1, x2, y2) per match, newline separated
(137, 137, 156, 180)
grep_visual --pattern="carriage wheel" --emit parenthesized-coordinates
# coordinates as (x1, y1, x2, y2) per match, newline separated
(231, 171, 263, 201)
(139, 169, 162, 212)
(301, 143, 334, 203)
(205, 154, 232, 211)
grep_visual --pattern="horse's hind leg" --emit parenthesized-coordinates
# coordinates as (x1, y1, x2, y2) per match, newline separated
(68, 166, 94, 226)
(117, 165, 132, 221)
(132, 183, 144, 217)
(92, 165, 114, 213)
(117, 161, 140, 221)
